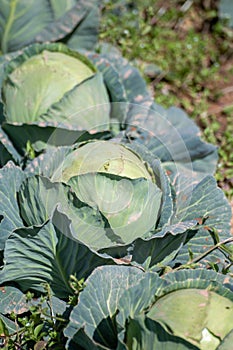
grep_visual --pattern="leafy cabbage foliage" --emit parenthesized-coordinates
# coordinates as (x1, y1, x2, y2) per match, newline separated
(0, 0, 100, 53)
(0, 2, 232, 348)
(0, 42, 218, 176)
(65, 267, 233, 349)
(0, 139, 231, 299)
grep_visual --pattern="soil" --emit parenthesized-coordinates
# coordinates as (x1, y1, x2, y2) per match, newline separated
(207, 60, 233, 117)
(120, 0, 233, 233)
(165, 1, 233, 234)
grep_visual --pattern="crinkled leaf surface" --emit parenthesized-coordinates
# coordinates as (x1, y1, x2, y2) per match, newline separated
(173, 176, 232, 266)
(86, 51, 128, 123)
(0, 0, 100, 53)
(0, 314, 17, 335)
(18, 175, 70, 226)
(65, 265, 144, 349)
(0, 162, 25, 250)
(131, 221, 197, 268)
(66, 268, 233, 349)
(67, 4, 100, 51)
(25, 146, 71, 177)
(122, 103, 218, 181)
(18, 175, 113, 251)
(0, 219, 115, 298)
(161, 269, 233, 297)
(97, 45, 151, 106)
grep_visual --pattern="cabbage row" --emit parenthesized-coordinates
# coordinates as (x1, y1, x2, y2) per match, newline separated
(0, 1, 232, 349)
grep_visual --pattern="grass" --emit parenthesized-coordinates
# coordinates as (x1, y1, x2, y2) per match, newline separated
(100, 0, 233, 199)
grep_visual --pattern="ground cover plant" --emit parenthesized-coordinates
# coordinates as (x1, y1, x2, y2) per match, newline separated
(0, 0, 233, 349)
(100, 0, 233, 199)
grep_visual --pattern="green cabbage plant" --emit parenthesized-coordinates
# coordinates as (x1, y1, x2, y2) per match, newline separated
(0, 43, 112, 159)
(0, 139, 231, 299)
(0, 40, 219, 183)
(0, 2, 232, 348)
(64, 267, 233, 349)
(0, 41, 153, 165)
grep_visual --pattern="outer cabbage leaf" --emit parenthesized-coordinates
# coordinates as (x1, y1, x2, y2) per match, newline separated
(124, 316, 199, 350)
(96, 44, 152, 106)
(96, 45, 218, 180)
(0, 286, 28, 315)
(130, 221, 197, 268)
(0, 219, 116, 298)
(18, 175, 117, 251)
(120, 104, 218, 182)
(161, 268, 233, 295)
(0, 0, 100, 54)
(67, 3, 100, 51)
(64, 266, 144, 349)
(0, 126, 21, 166)
(0, 161, 25, 250)
(86, 51, 128, 124)
(65, 267, 233, 349)
(18, 175, 70, 226)
(172, 175, 232, 267)
(2, 123, 108, 155)
(0, 314, 17, 337)
(25, 145, 73, 176)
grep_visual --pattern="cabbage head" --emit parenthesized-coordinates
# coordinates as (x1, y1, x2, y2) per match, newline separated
(0, 43, 111, 156)
(0, 138, 231, 299)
